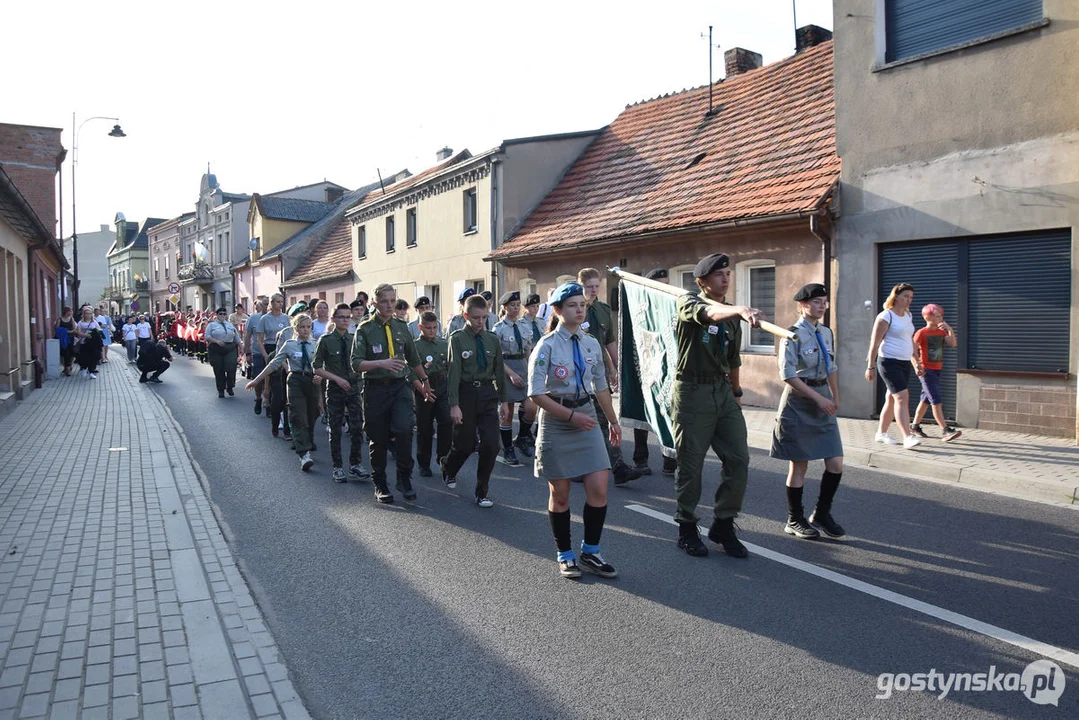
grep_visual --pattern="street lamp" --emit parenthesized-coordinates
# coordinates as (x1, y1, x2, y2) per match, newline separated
(71, 114, 126, 309)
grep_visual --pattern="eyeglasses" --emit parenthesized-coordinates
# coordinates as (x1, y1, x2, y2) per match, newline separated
(333, 314, 350, 320)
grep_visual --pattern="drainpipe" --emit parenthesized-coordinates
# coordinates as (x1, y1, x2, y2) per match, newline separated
(489, 158, 502, 298)
(809, 213, 832, 327)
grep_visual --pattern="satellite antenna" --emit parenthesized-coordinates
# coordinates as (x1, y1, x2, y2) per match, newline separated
(248, 238, 259, 251)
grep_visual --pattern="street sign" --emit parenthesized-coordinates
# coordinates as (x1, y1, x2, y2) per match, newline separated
(131, 301, 140, 311)
(168, 282, 180, 294)
(168, 294, 180, 305)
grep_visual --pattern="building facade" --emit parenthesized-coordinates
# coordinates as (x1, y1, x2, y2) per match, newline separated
(147, 214, 191, 313)
(107, 215, 161, 315)
(62, 224, 112, 307)
(833, 0, 1078, 439)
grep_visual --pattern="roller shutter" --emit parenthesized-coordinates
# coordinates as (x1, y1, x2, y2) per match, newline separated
(885, 0, 1043, 63)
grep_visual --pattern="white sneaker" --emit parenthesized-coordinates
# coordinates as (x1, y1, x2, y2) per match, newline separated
(476, 497, 494, 508)
(874, 432, 899, 445)
(81, 369, 88, 377)
(300, 452, 314, 471)
(903, 435, 922, 449)
(89, 373, 98, 379)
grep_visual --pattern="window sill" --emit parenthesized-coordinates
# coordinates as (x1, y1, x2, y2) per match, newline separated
(463, 229, 479, 236)
(406, 243, 417, 249)
(874, 18, 1050, 72)
(386, 249, 395, 255)
(357, 255, 366, 261)
(742, 347, 777, 357)
(956, 368, 1070, 381)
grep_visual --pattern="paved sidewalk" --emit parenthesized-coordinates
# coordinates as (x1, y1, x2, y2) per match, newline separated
(0, 362, 310, 719)
(742, 406, 1079, 505)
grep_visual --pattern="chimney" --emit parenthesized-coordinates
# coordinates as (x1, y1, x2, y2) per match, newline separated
(325, 186, 345, 204)
(796, 24, 833, 52)
(724, 48, 762, 79)
(436, 146, 453, 162)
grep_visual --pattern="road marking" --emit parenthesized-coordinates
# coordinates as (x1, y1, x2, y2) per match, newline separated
(625, 503, 1079, 670)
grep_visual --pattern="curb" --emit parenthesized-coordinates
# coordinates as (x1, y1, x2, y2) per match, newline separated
(746, 429, 1079, 507)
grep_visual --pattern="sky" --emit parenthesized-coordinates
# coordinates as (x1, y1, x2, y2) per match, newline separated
(6, 0, 833, 237)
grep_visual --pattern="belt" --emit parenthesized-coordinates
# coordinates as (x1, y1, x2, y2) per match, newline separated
(675, 373, 727, 384)
(503, 354, 525, 360)
(427, 373, 447, 384)
(288, 370, 314, 377)
(463, 379, 495, 388)
(804, 378, 829, 387)
(548, 395, 591, 408)
(366, 376, 406, 386)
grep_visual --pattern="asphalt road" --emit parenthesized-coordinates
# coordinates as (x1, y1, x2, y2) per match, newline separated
(151, 356, 1079, 719)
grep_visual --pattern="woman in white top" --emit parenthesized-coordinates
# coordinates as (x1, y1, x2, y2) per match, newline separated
(95, 308, 112, 363)
(865, 283, 921, 449)
(121, 316, 139, 363)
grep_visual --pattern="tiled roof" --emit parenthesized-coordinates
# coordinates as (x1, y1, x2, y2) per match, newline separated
(282, 217, 352, 288)
(346, 151, 475, 217)
(257, 196, 333, 223)
(489, 41, 839, 260)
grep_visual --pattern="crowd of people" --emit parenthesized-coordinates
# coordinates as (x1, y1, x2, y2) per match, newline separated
(55, 256, 961, 579)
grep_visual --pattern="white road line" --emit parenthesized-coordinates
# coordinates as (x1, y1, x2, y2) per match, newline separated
(625, 503, 1079, 670)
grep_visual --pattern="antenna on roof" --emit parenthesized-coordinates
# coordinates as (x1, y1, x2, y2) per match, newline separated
(377, 169, 386, 195)
(792, 0, 798, 51)
(700, 25, 720, 117)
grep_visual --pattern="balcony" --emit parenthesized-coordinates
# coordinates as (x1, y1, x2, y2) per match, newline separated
(176, 260, 214, 283)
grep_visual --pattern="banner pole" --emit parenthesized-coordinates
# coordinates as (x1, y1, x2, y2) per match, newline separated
(608, 266, 795, 340)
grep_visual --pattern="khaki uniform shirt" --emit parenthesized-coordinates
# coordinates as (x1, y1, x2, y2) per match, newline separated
(313, 330, 356, 381)
(584, 300, 617, 348)
(349, 316, 420, 381)
(527, 325, 608, 399)
(493, 317, 534, 358)
(675, 292, 742, 379)
(780, 318, 836, 382)
(446, 328, 506, 405)
(409, 336, 450, 385)
(264, 338, 317, 374)
(205, 320, 239, 344)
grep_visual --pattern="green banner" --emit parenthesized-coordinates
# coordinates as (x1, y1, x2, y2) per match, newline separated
(619, 280, 678, 457)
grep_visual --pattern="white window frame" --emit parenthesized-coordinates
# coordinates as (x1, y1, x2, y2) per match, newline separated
(669, 264, 696, 292)
(736, 259, 776, 354)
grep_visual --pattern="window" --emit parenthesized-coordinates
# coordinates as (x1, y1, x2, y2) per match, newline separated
(428, 285, 441, 322)
(469, 280, 485, 293)
(884, 0, 1043, 64)
(739, 262, 775, 351)
(290, 296, 297, 307)
(318, 291, 326, 300)
(463, 188, 478, 233)
(165, 255, 170, 279)
(334, 292, 345, 305)
(668, 265, 696, 291)
(406, 208, 418, 247)
(154, 258, 159, 283)
(386, 216, 395, 252)
(357, 225, 366, 258)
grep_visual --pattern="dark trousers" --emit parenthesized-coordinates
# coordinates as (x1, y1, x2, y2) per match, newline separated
(268, 370, 290, 435)
(363, 378, 415, 485)
(326, 382, 364, 467)
(139, 360, 169, 381)
(415, 381, 451, 470)
(633, 428, 650, 465)
(592, 397, 626, 470)
(287, 372, 319, 454)
(208, 344, 238, 394)
(443, 382, 500, 498)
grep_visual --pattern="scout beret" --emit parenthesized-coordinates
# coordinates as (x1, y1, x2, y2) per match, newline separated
(524, 293, 541, 306)
(349, 299, 364, 309)
(288, 301, 308, 317)
(793, 283, 828, 302)
(415, 296, 431, 306)
(499, 290, 520, 306)
(480, 291, 493, 302)
(550, 282, 584, 306)
(693, 253, 730, 278)
(215, 307, 227, 314)
(457, 287, 476, 302)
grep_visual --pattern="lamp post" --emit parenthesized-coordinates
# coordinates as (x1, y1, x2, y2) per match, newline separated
(71, 114, 126, 309)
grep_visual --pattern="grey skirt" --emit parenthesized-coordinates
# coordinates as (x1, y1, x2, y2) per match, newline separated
(504, 357, 528, 404)
(770, 383, 843, 461)
(534, 400, 611, 480)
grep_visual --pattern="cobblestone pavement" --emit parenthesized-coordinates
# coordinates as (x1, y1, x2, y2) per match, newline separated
(742, 406, 1079, 505)
(0, 361, 310, 719)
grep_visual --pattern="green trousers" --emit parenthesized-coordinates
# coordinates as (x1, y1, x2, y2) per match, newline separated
(672, 379, 749, 524)
(286, 372, 319, 454)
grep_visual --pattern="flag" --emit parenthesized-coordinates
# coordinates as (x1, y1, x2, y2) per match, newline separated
(618, 279, 679, 457)
(193, 241, 208, 262)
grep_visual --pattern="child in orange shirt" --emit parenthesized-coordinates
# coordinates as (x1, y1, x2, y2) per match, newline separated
(911, 304, 961, 441)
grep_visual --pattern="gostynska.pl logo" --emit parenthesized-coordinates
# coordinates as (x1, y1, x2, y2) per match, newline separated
(875, 660, 1065, 705)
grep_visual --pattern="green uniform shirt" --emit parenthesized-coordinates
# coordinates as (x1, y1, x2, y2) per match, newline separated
(349, 315, 420, 380)
(675, 291, 742, 379)
(409, 336, 450, 384)
(584, 299, 617, 348)
(313, 329, 355, 381)
(446, 328, 506, 405)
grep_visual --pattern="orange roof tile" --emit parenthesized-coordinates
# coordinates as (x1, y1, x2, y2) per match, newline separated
(490, 41, 838, 260)
(282, 218, 352, 288)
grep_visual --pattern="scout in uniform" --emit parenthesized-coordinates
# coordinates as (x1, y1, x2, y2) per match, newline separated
(205, 307, 240, 398)
(528, 282, 621, 579)
(246, 313, 321, 472)
(258, 295, 293, 439)
(672, 253, 765, 558)
(410, 311, 452, 477)
(517, 293, 545, 448)
(244, 299, 267, 413)
(578, 267, 642, 486)
(770, 284, 845, 539)
(442, 294, 506, 507)
(350, 283, 432, 504)
(313, 303, 371, 483)
(446, 288, 476, 336)
(408, 296, 442, 339)
(493, 290, 537, 467)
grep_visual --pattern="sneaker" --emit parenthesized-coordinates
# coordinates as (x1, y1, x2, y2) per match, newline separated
(661, 457, 677, 476)
(784, 515, 820, 540)
(348, 464, 371, 480)
(677, 523, 709, 557)
(942, 427, 963, 442)
(283, 433, 293, 442)
(254, 398, 262, 415)
(89, 373, 98, 379)
(373, 483, 394, 504)
(418, 466, 433, 478)
(476, 497, 494, 508)
(633, 462, 653, 476)
(331, 467, 347, 483)
(559, 559, 582, 579)
(513, 436, 535, 458)
(499, 448, 522, 467)
(707, 518, 749, 558)
(299, 453, 314, 471)
(81, 369, 88, 377)
(809, 509, 846, 538)
(903, 435, 922, 449)
(440, 459, 457, 490)
(910, 424, 930, 439)
(149, 378, 163, 384)
(272, 428, 279, 438)
(226, 388, 234, 397)
(579, 553, 618, 578)
(395, 479, 417, 501)
(874, 432, 899, 445)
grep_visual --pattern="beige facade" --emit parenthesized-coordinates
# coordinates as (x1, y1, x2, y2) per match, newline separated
(148, 215, 190, 313)
(250, 215, 310, 260)
(0, 219, 30, 410)
(833, 0, 1079, 438)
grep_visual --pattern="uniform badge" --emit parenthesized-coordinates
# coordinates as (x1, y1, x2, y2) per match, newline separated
(707, 325, 720, 335)
(581, 321, 590, 329)
(554, 365, 569, 379)
(586, 357, 595, 364)
(373, 344, 383, 354)
(462, 350, 472, 359)
(426, 355, 433, 363)
(537, 359, 547, 366)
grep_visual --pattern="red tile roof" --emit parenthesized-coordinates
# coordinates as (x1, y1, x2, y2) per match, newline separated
(282, 218, 352, 288)
(490, 41, 838, 260)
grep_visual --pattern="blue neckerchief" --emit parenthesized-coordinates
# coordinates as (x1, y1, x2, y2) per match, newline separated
(571, 334, 586, 400)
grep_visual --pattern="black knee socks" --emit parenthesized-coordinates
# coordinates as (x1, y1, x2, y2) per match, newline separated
(548, 509, 572, 552)
(818, 471, 842, 510)
(518, 417, 533, 440)
(500, 426, 513, 451)
(786, 486, 805, 517)
(583, 503, 607, 547)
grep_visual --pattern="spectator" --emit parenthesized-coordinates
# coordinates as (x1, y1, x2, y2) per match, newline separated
(121, 316, 138, 363)
(137, 339, 172, 384)
(55, 306, 77, 376)
(866, 283, 921, 449)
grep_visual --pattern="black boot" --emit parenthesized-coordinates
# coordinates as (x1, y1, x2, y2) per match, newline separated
(784, 486, 819, 540)
(373, 477, 394, 504)
(809, 471, 846, 538)
(677, 522, 708, 557)
(707, 517, 748, 558)
(396, 476, 417, 501)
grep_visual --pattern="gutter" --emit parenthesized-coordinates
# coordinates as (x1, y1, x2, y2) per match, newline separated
(489, 158, 501, 297)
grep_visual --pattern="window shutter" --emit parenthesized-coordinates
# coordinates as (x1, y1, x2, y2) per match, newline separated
(885, 0, 1043, 62)
(748, 266, 775, 347)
